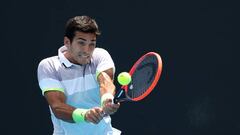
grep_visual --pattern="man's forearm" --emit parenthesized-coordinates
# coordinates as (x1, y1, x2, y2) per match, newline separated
(98, 71, 116, 96)
(51, 102, 76, 123)
(45, 91, 76, 123)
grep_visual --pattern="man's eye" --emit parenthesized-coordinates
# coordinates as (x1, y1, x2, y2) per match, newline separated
(78, 41, 86, 45)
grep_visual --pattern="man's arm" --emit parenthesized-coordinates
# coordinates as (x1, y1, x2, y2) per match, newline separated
(98, 68, 116, 96)
(97, 68, 120, 115)
(44, 91, 103, 124)
(38, 59, 103, 124)
(44, 91, 75, 123)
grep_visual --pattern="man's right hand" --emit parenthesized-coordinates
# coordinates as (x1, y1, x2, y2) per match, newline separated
(84, 107, 104, 124)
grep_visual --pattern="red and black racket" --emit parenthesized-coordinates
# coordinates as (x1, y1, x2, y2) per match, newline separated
(114, 52, 162, 103)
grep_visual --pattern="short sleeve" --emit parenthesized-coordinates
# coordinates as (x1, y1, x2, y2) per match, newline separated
(37, 58, 64, 95)
(94, 48, 115, 79)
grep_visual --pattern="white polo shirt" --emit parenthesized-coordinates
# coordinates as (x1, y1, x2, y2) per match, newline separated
(37, 46, 121, 135)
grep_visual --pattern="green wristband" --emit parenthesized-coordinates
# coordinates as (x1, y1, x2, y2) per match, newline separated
(72, 108, 88, 123)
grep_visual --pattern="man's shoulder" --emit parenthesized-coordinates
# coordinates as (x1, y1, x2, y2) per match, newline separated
(38, 56, 59, 66)
(93, 48, 110, 57)
(94, 47, 108, 53)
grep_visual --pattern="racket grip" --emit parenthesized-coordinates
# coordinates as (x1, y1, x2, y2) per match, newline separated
(113, 98, 119, 104)
(113, 89, 125, 104)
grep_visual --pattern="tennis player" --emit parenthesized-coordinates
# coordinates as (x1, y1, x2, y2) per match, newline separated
(37, 15, 121, 135)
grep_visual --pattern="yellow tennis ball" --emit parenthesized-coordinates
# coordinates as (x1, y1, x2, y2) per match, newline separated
(117, 72, 132, 85)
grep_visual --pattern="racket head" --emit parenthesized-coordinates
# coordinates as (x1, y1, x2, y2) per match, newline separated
(123, 52, 162, 101)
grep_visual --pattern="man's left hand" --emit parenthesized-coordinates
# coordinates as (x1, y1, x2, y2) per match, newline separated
(102, 98, 120, 115)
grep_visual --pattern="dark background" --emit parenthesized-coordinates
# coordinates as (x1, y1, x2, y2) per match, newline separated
(1, 0, 239, 135)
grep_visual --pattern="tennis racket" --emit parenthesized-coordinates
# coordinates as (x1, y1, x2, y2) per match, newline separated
(114, 52, 162, 103)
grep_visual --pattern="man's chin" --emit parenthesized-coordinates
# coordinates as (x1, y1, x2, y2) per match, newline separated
(78, 59, 90, 65)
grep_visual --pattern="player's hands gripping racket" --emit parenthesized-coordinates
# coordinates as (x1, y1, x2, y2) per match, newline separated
(114, 52, 162, 103)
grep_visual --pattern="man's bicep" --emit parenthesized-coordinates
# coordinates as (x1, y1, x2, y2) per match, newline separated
(44, 91, 66, 107)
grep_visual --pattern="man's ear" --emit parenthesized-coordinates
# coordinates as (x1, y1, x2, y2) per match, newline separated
(64, 36, 71, 47)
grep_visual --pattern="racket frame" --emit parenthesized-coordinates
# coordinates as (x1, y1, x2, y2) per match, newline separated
(114, 52, 162, 103)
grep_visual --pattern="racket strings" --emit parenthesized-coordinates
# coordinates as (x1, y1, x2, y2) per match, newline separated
(127, 55, 158, 99)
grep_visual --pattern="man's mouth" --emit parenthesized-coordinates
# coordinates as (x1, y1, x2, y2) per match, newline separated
(79, 54, 90, 58)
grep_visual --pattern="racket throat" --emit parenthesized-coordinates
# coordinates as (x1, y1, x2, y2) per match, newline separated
(114, 89, 131, 103)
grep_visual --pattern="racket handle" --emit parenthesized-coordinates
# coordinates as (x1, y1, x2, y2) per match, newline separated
(113, 98, 119, 104)
(113, 89, 125, 104)
(114, 96, 131, 103)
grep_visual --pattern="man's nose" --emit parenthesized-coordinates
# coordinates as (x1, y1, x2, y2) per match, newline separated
(82, 44, 93, 52)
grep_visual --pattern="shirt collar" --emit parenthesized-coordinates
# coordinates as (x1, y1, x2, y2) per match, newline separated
(58, 46, 73, 68)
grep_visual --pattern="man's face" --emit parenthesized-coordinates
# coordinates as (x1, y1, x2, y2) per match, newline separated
(64, 31, 96, 65)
